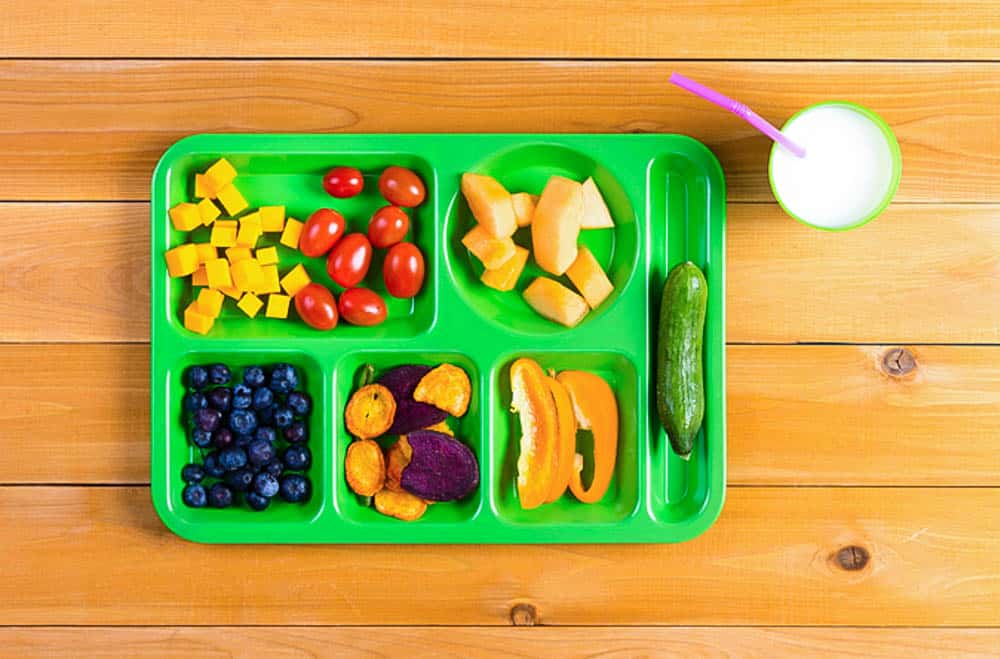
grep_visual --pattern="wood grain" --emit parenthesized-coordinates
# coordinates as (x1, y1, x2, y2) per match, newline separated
(2, 486, 999, 625)
(1, 61, 998, 202)
(2, 1, 998, 60)
(6, 343, 1000, 486)
(3, 627, 1000, 658)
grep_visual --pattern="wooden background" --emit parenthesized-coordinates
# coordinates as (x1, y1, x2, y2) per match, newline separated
(3, 1, 1000, 656)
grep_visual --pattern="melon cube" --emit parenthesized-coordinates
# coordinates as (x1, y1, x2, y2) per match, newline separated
(204, 158, 237, 190)
(197, 198, 221, 226)
(183, 302, 215, 335)
(280, 218, 303, 249)
(461, 173, 516, 238)
(461, 225, 517, 270)
(580, 177, 614, 229)
(260, 206, 286, 232)
(531, 176, 583, 276)
(566, 246, 614, 309)
(210, 220, 238, 247)
(168, 203, 201, 232)
(481, 245, 529, 292)
(225, 246, 253, 264)
(236, 293, 264, 318)
(522, 276, 589, 328)
(194, 173, 219, 199)
(216, 183, 248, 216)
(280, 264, 311, 297)
(256, 264, 281, 294)
(511, 193, 538, 228)
(164, 243, 199, 277)
(195, 243, 217, 264)
(265, 293, 290, 319)
(205, 258, 233, 289)
(191, 265, 209, 287)
(256, 246, 278, 265)
(196, 288, 224, 318)
(231, 258, 263, 292)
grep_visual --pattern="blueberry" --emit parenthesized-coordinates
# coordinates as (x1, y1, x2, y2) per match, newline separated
(252, 387, 274, 411)
(229, 409, 258, 435)
(234, 433, 253, 448)
(232, 384, 253, 410)
(255, 426, 277, 443)
(182, 392, 207, 413)
(212, 427, 234, 449)
(253, 472, 280, 499)
(206, 387, 232, 412)
(257, 405, 275, 425)
(283, 445, 311, 471)
(208, 482, 234, 508)
(283, 421, 307, 444)
(279, 474, 311, 503)
(203, 451, 226, 478)
(191, 428, 213, 449)
(181, 463, 205, 483)
(218, 446, 248, 472)
(224, 467, 254, 492)
(246, 438, 276, 467)
(269, 363, 298, 394)
(182, 483, 207, 507)
(263, 459, 284, 477)
(186, 366, 209, 390)
(287, 391, 312, 417)
(273, 406, 294, 429)
(243, 365, 266, 388)
(193, 407, 222, 433)
(208, 364, 231, 385)
(246, 492, 270, 511)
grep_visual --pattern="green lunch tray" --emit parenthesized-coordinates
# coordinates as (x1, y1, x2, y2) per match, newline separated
(151, 133, 726, 544)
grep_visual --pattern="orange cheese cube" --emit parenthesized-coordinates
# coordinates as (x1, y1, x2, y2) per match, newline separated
(218, 284, 242, 300)
(225, 246, 253, 264)
(280, 218, 303, 249)
(461, 225, 516, 270)
(522, 276, 589, 328)
(183, 302, 215, 335)
(204, 158, 237, 190)
(197, 198, 221, 226)
(280, 264, 311, 297)
(237, 293, 264, 318)
(565, 246, 614, 309)
(195, 243, 217, 264)
(256, 264, 281, 294)
(236, 218, 262, 247)
(205, 258, 233, 289)
(265, 293, 290, 319)
(260, 206, 286, 232)
(216, 183, 248, 216)
(169, 203, 201, 232)
(511, 193, 538, 228)
(481, 245, 529, 292)
(196, 288, 224, 318)
(231, 258, 263, 292)
(255, 246, 278, 266)
(191, 265, 209, 287)
(210, 220, 238, 247)
(194, 173, 219, 199)
(164, 243, 199, 277)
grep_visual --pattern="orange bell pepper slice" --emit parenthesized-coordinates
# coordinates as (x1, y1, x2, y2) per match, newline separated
(544, 374, 577, 503)
(557, 370, 619, 504)
(510, 358, 558, 510)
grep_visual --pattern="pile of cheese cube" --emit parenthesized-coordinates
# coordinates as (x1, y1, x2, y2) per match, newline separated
(163, 158, 313, 335)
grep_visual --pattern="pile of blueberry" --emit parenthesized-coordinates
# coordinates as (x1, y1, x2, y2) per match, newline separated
(179, 362, 313, 511)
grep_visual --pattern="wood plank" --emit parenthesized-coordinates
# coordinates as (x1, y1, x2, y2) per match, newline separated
(3, 627, 1000, 658)
(2, 1, 998, 60)
(2, 486, 999, 625)
(5, 343, 1000, 486)
(1, 61, 998, 203)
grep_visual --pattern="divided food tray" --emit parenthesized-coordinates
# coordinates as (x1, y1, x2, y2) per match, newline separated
(151, 133, 726, 543)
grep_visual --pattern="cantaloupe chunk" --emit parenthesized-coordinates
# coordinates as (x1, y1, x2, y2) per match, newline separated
(481, 245, 529, 292)
(511, 192, 538, 228)
(461, 225, 517, 270)
(580, 177, 614, 229)
(531, 176, 582, 276)
(461, 173, 516, 238)
(565, 246, 614, 309)
(522, 277, 589, 328)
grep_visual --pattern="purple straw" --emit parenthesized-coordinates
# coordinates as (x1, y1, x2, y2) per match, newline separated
(669, 73, 806, 158)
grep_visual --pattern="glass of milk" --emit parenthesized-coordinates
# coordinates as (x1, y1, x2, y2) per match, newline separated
(769, 102, 901, 231)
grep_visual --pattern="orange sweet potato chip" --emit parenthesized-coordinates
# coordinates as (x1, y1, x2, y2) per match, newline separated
(374, 487, 428, 521)
(345, 384, 396, 439)
(413, 364, 471, 417)
(384, 436, 413, 493)
(422, 421, 454, 436)
(345, 439, 386, 497)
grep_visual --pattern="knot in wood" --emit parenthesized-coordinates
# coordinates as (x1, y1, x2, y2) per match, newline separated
(509, 602, 538, 626)
(835, 545, 870, 571)
(881, 347, 916, 376)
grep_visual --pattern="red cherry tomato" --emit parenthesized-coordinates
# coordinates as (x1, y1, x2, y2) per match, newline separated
(299, 208, 346, 257)
(326, 233, 373, 288)
(378, 166, 426, 208)
(338, 287, 388, 326)
(383, 242, 425, 298)
(294, 283, 338, 330)
(322, 166, 364, 198)
(367, 205, 410, 249)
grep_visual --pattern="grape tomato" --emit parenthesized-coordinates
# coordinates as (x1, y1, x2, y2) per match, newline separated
(367, 205, 410, 249)
(378, 166, 426, 208)
(326, 233, 373, 289)
(383, 242, 425, 298)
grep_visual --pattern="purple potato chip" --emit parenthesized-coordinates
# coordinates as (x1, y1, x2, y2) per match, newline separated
(400, 430, 479, 502)
(378, 365, 448, 434)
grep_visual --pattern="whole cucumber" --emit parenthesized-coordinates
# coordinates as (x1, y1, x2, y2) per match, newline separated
(656, 261, 707, 460)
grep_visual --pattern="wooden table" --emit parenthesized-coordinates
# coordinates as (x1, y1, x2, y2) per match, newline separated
(3, 2, 999, 655)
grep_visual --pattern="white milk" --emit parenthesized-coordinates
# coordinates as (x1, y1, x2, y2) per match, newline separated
(770, 104, 896, 229)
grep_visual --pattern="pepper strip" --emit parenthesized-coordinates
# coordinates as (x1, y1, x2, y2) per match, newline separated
(544, 375, 577, 503)
(510, 358, 558, 510)
(557, 370, 619, 504)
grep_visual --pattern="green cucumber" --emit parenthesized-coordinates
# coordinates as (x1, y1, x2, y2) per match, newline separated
(656, 261, 707, 460)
